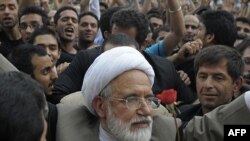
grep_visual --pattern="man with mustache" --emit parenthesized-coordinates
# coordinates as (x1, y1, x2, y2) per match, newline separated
(178, 45, 244, 128)
(0, 0, 22, 57)
(78, 12, 99, 50)
(54, 6, 79, 64)
(8, 44, 58, 141)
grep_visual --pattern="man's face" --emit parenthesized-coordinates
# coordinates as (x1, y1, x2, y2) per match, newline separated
(31, 54, 58, 95)
(0, 0, 18, 29)
(78, 15, 98, 44)
(19, 14, 43, 43)
(242, 47, 250, 87)
(149, 17, 163, 31)
(104, 70, 153, 141)
(33, 34, 60, 65)
(100, 5, 106, 14)
(196, 60, 236, 112)
(196, 22, 210, 47)
(236, 21, 250, 38)
(56, 10, 78, 42)
(111, 24, 137, 41)
(48, 10, 56, 28)
(183, 15, 200, 43)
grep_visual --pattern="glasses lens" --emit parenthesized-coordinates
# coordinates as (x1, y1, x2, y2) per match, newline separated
(126, 97, 140, 109)
(146, 97, 160, 109)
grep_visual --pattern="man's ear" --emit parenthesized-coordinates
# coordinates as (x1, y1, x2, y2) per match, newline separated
(92, 96, 107, 118)
(233, 76, 243, 93)
(204, 33, 215, 45)
(103, 31, 110, 39)
(58, 48, 61, 59)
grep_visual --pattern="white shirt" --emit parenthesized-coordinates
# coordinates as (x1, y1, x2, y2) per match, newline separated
(99, 125, 116, 141)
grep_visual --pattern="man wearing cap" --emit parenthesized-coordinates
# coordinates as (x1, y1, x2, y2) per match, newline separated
(56, 47, 250, 141)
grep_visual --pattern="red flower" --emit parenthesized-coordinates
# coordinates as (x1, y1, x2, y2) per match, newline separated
(156, 89, 177, 105)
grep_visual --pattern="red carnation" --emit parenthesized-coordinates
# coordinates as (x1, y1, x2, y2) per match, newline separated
(156, 89, 177, 105)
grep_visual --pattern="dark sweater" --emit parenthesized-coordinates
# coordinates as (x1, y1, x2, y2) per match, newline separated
(53, 47, 197, 104)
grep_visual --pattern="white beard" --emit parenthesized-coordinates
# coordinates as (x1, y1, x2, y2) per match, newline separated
(106, 105, 153, 141)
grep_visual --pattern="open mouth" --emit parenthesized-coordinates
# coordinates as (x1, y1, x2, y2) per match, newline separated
(64, 27, 74, 36)
(3, 17, 13, 23)
(131, 120, 151, 129)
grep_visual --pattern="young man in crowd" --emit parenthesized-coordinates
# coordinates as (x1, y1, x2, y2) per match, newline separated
(0, 0, 22, 57)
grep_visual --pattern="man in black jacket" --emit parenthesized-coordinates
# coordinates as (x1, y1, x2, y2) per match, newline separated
(52, 34, 196, 104)
(53, 9, 196, 105)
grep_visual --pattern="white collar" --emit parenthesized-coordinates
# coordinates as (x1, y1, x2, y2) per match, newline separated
(99, 125, 116, 141)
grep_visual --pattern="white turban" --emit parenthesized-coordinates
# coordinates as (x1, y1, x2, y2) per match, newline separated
(82, 47, 155, 115)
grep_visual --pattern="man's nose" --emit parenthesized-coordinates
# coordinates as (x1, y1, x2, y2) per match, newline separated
(50, 66, 58, 80)
(136, 99, 152, 116)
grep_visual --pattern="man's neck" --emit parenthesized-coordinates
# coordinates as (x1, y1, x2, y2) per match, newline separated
(3, 26, 21, 40)
(60, 40, 77, 54)
(79, 40, 95, 50)
(201, 106, 213, 114)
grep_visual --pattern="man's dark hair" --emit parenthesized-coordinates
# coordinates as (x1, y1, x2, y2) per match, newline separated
(100, 2, 108, 10)
(19, 5, 49, 25)
(100, 7, 120, 38)
(79, 11, 99, 28)
(110, 9, 150, 47)
(199, 10, 237, 47)
(192, 6, 211, 16)
(8, 44, 48, 78)
(147, 8, 165, 24)
(103, 33, 139, 51)
(0, 71, 46, 141)
(29, 26, 59, 45)
(236, 17, 250, 25)
(194, 45, 244, 81)
(236, 36, 250, 54)
(54, 6, 78, 25)
(152, 25, 170, 41)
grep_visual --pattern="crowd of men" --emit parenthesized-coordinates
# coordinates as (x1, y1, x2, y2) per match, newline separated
(1, 0, 250, 141)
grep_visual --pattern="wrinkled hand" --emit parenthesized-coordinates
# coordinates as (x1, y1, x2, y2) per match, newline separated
(177, 70, 191, 86)
(56, 62, 70, 75)
(177, 39, 203, 62)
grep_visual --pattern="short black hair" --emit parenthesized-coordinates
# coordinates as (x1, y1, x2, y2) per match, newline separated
(19, 5, 48, 25)
(0, 71, 46, 141)
(8, 44, 48, 78)
(236, 17, 250, 25)
(79, 11, 99, 28)
(100, 2, 108, 9)
(54, 6, 78, 25)
(152, 25, 170, 41)
(103, 33, 139, 51)
(29, 26, 59, 45)
(199, 10, 237, 47)
(100, 7, 120, 38)
(192, 6, 211, 16)
(236, 37, 250, 54)
(110, 9, 150, 47)
(147, 8, 165, 24)
(194, 45, 244, 81)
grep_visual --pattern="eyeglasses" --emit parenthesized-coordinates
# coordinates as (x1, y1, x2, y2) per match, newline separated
(110, 96, 161, 110)
(19, 22, 41, 31)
